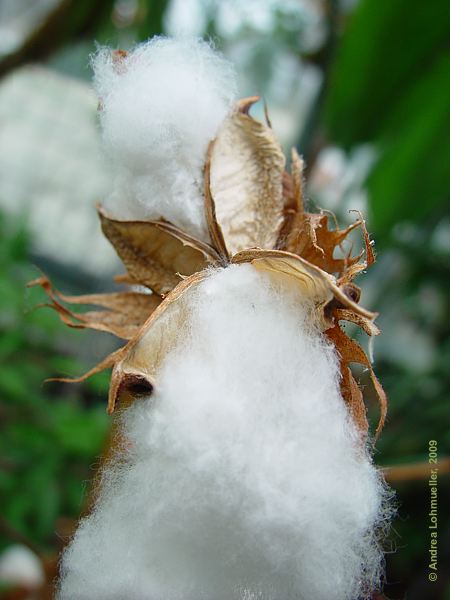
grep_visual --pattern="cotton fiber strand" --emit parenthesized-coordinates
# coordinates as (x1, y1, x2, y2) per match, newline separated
(92, 38, 237, 240)
(58, 265, 392, 600)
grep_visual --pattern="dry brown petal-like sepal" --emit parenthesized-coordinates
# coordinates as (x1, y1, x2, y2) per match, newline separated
(276, 159, 375, 282)
(107, 271, 207, 413)
(29, 271, 208, 413)
(204, 150, 230, 262)
(341, 365, 369, 435)
(113, 273, 138, 285)
(338, 213, 375, 284)
(28, 276, 160, 340)
(205, 97, 286, 257)
(277, 148, 305, 250)
(236, 96, 260, 114)
(99, 206, 220, 295)
(232, 248, 375, 330)
(45, 346, 127, 386)
(333, 308, 380, 337)
(326, 323, 387, 438)
(281, 210, 365, 277)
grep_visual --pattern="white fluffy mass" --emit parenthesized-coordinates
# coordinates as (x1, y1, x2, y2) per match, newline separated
(92, 37, 237, 240)
(58, 265, 391, 600)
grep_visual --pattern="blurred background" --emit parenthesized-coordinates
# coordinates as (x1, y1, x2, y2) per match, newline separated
(0, 0, 449, 598)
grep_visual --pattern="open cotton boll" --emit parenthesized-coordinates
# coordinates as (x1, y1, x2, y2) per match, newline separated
(92, 38, 237, 241)
(58, 265, 392, 600)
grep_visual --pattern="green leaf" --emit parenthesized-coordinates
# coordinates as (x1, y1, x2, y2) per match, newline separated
(368, 54, 450, 234)
(324, 0, 450, 146)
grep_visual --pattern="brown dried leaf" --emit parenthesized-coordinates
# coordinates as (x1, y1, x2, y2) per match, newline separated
(326, 323, 387, 438)
(45, 346, 127, 385)
(341, 365, 369, 434)
(333, 308, 380, 337)
(281, 211, 364, 276)
(99, 206, 220, 295)
(236, 95, 261, 115)
(338, 213, 375, 283)
(232, 248, 375, 330)
(28, 276, 160, 340)
(203, 150, 230, 261)
(113, 273, 138, 285)
(31, 273, 205, 410)
(276, 148, 305, 249)
(277, 166, 376, 281)
(205, 97, 286, 256)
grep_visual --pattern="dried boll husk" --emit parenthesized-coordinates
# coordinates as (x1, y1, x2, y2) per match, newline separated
(31, 94, 386, 441)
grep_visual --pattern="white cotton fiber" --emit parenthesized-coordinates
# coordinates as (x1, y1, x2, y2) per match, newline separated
(92, 38, 237, 240)
(58, 265, 392, 600)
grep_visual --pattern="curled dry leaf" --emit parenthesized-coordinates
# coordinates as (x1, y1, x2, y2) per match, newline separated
(333, 308, 380, 337)
(28, 276, 161, 340)
(326, 323, 387, 438)
(341, 365, 369, 435)
(98, 206, 220, 295)
(338, 213, 375, 284)
(113, 273, 139, 285)
(28, 275, 158, 397)
(205, 97, 286, 257)
(277, 155, 375, 281)
(280, 209, 363, 277)
(45, 347, 127, 386)
(277, 148, 305, 249)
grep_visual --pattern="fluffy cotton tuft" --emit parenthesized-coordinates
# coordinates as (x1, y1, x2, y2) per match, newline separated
(58, 265, 392, 600)
(92, 37, 237, 240)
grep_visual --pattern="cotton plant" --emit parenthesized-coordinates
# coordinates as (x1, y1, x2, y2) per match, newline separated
(31, 37, 393, 600)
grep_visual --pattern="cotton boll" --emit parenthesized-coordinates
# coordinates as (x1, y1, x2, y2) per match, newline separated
(58, 264, 392, 600)
(92, 38, 237, 240)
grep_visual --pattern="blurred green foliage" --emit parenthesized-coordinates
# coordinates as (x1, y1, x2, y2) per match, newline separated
(0, 214, 109, 553)
(324, 0, 450, 236)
